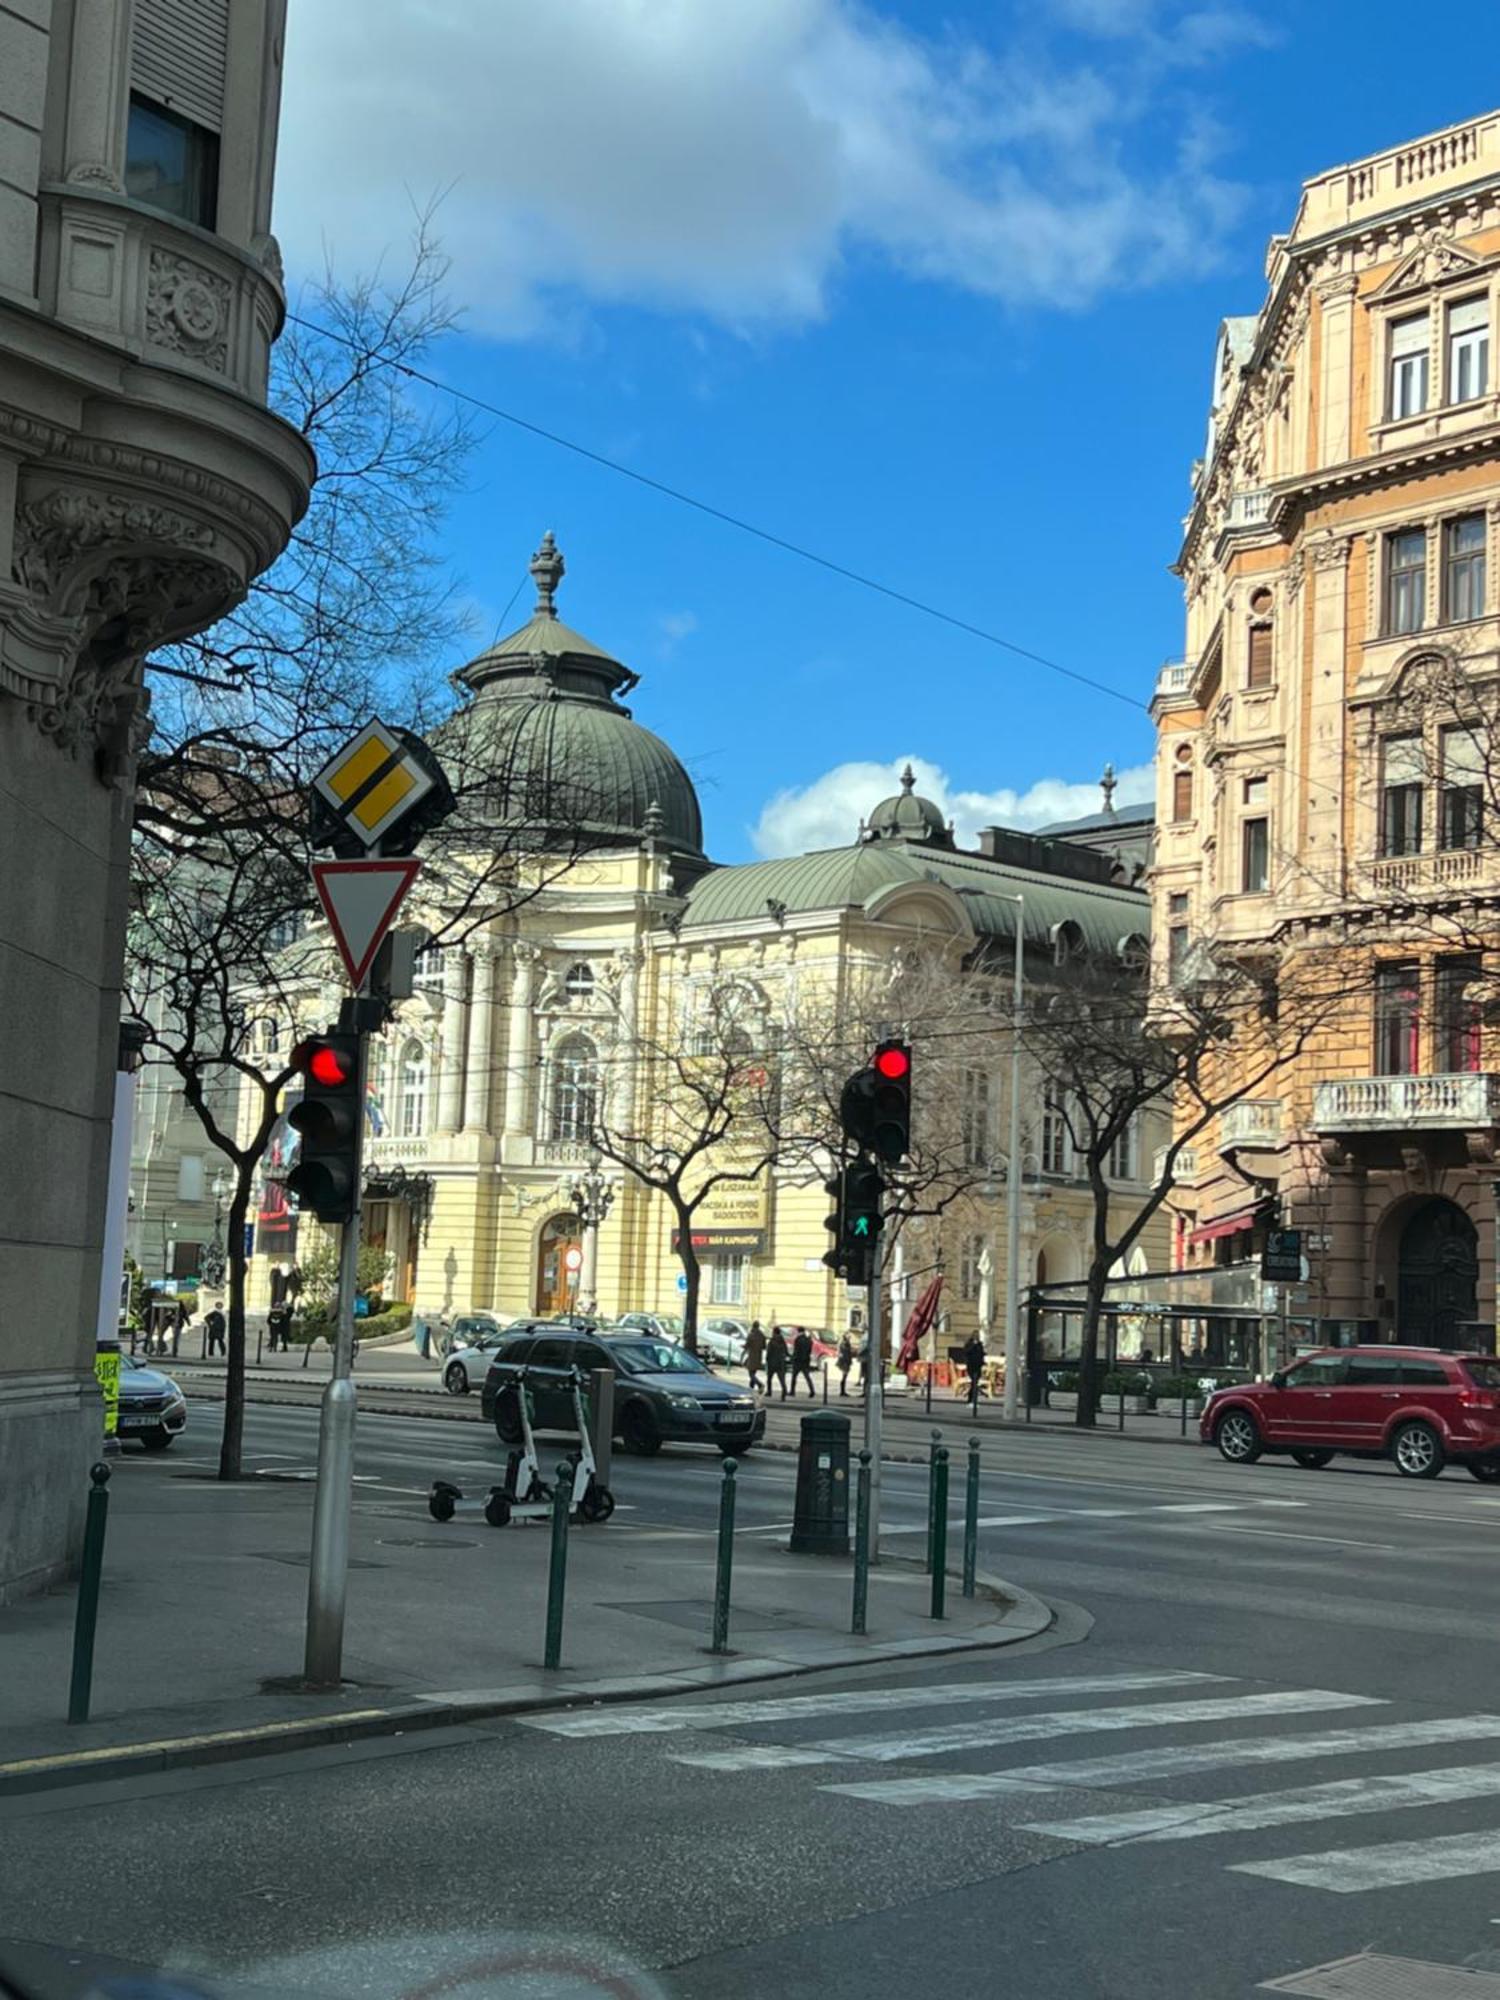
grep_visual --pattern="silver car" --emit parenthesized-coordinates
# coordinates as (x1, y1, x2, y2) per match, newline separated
(699, 1318, 751, 1366)
(441, 1315, 536, 1394)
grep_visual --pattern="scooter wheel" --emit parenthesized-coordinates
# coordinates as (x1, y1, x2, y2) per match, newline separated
(429, 1492, 456, 1523)
(580, 1485, 615, 1524)
(484, 1490, 512, 1527)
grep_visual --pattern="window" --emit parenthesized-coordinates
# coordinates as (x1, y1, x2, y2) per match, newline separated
(1437, 955, 1483, 1073)
(1345, 1353, 1401, 1386)
(1171, 768, 1193, 820)
(1241, 817, 1269, 893)
(1400, 1358, 1449, 1387)
(1167, 893, 1189, 980)
(1285, 1354, 1348, 1389)
(125, 94, 219, 228)
(177, 1155, 205, 1203)
(398, 1041, 429, 1136)
(1448, 296, 1489, 404)
(1246, 621, 1273, 691)
(1041, 1083, 1070, 1175)
(1380, 736, 1424, 857)
(267, 914, 301, 951)
(550, 1033, 599, 1144)
(413, 940, 446, 992)
(961, 1068, 992, 1168)
(1375, 962, 1421, 1076)
(1107, 1118, 1138, 1182)
(710, 1255, 747, 1306)
(564, 962, 595, 1002)
(1440, 724, 1485, 850)
(1386, 528, 1427, 635)
(1389, 311, 1429, 419)
(959, 1234, 984, 1303)
(1243, 776, 1269, 809)
(1444, 515, 1486, 622)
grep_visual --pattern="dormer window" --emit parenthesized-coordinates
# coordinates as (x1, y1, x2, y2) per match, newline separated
(1389, 312, 1429, 420)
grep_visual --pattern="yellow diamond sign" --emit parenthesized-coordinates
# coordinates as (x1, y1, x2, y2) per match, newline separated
(312, 720, 435, 848)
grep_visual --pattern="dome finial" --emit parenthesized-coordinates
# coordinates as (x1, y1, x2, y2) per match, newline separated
(900, 762, 916, 794)
(531, 531, 565, 618)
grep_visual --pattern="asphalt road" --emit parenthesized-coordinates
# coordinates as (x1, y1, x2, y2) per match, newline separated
(8, 1404, 1500, 1998)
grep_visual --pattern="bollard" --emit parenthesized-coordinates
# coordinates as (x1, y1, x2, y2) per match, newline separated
(925, 1428, 943, 1573)
(929, 1447, 949, 1620)
(925, 1362, 933, 1416)
(962, 1435, 980, 1598)
(851, 1449, 871, 1635)
(1180, 1387, 1188, 1437)
(711, 1456, 738, 1653)
(68, 1463, 112, 1724)
(822, 1362, 829, 1406)
(1118, 1387, 1126, 1433)
(543, 1460, 575, 1671)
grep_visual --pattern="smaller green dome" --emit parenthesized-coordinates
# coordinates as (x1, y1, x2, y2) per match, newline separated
(862, 765, 952, 848)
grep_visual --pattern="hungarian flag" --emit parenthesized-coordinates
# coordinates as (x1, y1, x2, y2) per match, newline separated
(896, 1275, 945, 1374)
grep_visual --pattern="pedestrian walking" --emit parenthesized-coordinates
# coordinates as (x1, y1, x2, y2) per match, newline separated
(744, 1320, 767, 1392)
(963, 1331, 987, 1416)
(204, 1306, 226, 1357)
(789, 1327, 816, 1398)
(766, 1325, 790, 1400)
(837, 1333, 854, 1397)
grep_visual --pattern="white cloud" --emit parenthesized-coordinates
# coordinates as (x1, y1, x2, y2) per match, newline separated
(275, 1, 1251, 335)
(750, 755, 1154, 857)
(657, 609, 699, 652)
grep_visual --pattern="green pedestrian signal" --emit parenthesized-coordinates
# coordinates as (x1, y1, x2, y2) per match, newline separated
(852, 1215, 872, 1238)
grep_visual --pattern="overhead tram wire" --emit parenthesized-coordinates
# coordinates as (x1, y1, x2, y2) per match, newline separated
(284, 310, 1143, 717)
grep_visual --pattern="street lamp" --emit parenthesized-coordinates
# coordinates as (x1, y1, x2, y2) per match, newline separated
(961, 887, 1026, 1419)
(202, 1168, 230, 1291)
(560, 1149, 617, 1315)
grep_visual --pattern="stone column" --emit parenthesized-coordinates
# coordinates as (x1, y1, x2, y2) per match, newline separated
(62, 0, 132, 191)
(462, 941, 497, 1132)
(435, 949, 468, 1134)
(1303, 537, 1352, 890)
(1316, 273, 1359, 468)
(503, 943, 538, 1138)
(614, 946, 644, 1132)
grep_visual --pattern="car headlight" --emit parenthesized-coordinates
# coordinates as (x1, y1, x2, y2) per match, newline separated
(667, 1394, 701, 1411)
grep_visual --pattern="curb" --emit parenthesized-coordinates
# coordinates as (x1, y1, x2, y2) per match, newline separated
(0, 1567, 1052, 1800)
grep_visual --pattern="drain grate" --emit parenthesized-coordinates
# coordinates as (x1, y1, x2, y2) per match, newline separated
(1263, 1954, 1500, 1997)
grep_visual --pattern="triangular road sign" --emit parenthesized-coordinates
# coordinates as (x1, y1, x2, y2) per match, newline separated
(311, 857, 422, 992)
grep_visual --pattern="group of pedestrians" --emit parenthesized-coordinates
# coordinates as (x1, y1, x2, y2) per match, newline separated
(742, 1321, 821, 1399)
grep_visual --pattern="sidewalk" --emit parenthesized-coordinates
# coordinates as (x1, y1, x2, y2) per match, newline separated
(0, 1447, 1049, 1795)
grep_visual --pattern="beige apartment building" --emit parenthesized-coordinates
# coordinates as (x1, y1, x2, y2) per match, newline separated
(1154, 112, 1500, 1347)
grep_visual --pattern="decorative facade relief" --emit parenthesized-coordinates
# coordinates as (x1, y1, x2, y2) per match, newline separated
(145, 251, 232, 373)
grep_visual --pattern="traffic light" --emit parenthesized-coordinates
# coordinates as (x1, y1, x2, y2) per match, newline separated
(822, 1173, 846, 1276)
(286, 1031, 362, 1223)
(838, 1038, 913, 1164)
(821, 1162, 885, 1284)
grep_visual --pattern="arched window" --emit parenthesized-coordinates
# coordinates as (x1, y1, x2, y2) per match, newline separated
(1247, 587, 1273, 691)
(1172, 745, 1194, 823)
(550, 1034, 599, 1144)
(399, 1041, 429, 1137)
(564, 962, 595, 1002)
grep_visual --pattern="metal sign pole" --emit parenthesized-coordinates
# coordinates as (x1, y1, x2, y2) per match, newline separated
(865, 1241, 884, 1560)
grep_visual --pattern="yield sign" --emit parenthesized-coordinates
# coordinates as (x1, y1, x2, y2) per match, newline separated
(311, 857, 421, 992)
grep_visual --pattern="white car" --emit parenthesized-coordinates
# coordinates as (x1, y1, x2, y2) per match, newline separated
(699, 1319, 751, 1366)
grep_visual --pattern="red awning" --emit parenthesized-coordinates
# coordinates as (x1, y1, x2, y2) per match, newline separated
(1188, 1209, 1259, 1247)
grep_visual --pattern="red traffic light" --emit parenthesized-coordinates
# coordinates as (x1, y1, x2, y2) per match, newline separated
(873, 1045, 910, 1080)
(308, 1043, 354, 1087)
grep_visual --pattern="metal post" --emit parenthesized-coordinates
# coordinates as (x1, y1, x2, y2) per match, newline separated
(544, 1460, 575, 1670)
(929, 1447, 949, 1619)
(711, 1456, 737, 1653)
(1280, 1282, 1292, 1373)
(1002, 893, 1025, 1419)
(1118, 1386, 1125, 1433)
(68, 1463, 112, 1724)
(925, 1427, 943, 1573)
(924, 1354, 933, 1415)
(1180, 1385, 1188, 1437)
(851, 1449, 871, 1634)
(256, 1321, 263, 1366)
(822, 1362, 828, 1406)
(304, 1036, 365, 1688)
(866, 1253, 884, 1558)
(962, 1436, 980, 1598)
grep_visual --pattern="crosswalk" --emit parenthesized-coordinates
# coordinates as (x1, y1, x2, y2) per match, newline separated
(524, 1665, 1500, 1895)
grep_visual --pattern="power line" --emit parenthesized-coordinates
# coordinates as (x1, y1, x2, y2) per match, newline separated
(285, 310, 1145, 716)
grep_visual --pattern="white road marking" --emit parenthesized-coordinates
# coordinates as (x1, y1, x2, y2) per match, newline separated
(824, 1715, 1500, 1804)
(1187, 1524, 1398, 1553)
(1234, 1828, 1500, 1892)
(520, 1670, 1222, 1738)
(1020, 1764, 1500, 1846)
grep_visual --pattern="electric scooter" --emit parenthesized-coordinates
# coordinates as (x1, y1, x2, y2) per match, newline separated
(427, 1367, 555, 1527)
(562, 1366, 616, 1524)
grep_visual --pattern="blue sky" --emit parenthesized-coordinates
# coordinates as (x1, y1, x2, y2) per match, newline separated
(274, 2, 1497, 862)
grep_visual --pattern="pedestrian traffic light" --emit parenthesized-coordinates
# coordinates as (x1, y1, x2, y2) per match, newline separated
(286, 1031, 362, 1223)
(822, 1173, 846, 1277)
(841, 1160, 884, 1285)
(838, 1038, 913, 1163)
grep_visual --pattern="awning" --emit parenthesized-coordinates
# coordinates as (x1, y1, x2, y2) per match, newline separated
(1188, 1209, 1259, 1247)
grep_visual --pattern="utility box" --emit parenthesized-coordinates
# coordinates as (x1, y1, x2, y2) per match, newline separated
(790, 1410, 851, 1555)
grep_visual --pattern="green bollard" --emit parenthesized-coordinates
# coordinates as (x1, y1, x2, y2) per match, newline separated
(925, 1427, 943, 1573)
(852, 1449, 871, 1635)
(962, 1435, 980, 1599)
(543, 1460, 574, 1671)
(929, 1447, 950, 1620)
(711, 1456, 738, 1654)
(68, 1463, 112, 1725)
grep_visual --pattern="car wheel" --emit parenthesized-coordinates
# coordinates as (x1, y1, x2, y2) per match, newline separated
(140, 1429, 174, 1452)
(443, 1361, 469, 1396)
(1291, 1449, 1335, 1469)
(1468, 1459, 1500, 1483)
(1391, 1420, 1445, 1479)
(1213, 1407, 1262, 1464)
(494, 1392, 523, 1446)
(620, 1401, 662, 1456)
(718, 1441, 754, 1458)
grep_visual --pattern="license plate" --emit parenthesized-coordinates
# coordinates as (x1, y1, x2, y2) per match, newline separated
(716, 1411, 751, 1426)
(117, 1413, 155, 1429)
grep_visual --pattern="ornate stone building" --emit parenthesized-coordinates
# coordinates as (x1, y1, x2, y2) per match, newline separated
(1, 0, 310, 1595)
(245, 540, 1167, 1340)
(1154, 111, 1500, 1346)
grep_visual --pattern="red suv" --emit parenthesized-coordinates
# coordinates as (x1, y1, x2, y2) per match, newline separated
(1201, 1346, 1500, 1480)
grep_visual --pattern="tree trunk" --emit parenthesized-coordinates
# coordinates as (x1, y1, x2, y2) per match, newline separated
(1075, 1263, 1109, 1429)
(676, 1211, 701, 1355)
(219, 1178, 252, 1479)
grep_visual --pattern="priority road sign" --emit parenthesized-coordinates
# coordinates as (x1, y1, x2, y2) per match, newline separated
(313, 720, 436, 850)
(312, 857, 422, 992)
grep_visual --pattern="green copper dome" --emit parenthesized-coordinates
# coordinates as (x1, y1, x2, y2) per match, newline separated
(861, 764, 952, 847)
(444, 534, 703, 858)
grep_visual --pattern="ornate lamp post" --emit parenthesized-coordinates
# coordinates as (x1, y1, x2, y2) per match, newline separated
(201, 1167, 231, 1291)
(560, 1148, 618, 1315)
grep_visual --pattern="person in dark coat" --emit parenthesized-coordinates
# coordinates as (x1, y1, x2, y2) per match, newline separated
(962, 1332, 987, 1415)
(837, 1333, 855, 1397)
(743, 1321, 767, 1392)
(789, 1326, 816, 1398)
(765, 1325, 790, 1400)
(204, 1306, 227, 1357)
